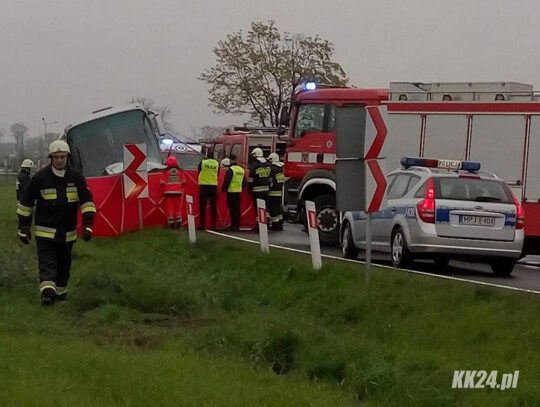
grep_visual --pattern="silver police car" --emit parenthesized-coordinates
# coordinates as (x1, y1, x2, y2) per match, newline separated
(340, 157, 525, 276)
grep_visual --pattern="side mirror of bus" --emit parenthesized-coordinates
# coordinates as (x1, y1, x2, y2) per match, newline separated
(279, 105, 290, 126)
(155, 115, 167, 136)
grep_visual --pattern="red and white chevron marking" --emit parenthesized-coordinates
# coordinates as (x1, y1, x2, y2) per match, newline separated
(123, 144, 148, 199)
(364, 106, 388, 213)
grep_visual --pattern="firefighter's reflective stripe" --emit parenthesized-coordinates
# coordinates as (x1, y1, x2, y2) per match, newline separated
(268, 190, 282, 197)
(35, 226, 56, 239)
(269, 214, 283, 222)
(228, 165, 245, 193)
(81, 202, 96, 214)
(255, 167, 271, 177)
(56, 286, 67, 295)
(198, 159, 219, 185)
(85, 227, 93, 233)
(66, 230, 77, 242)
(16, 203, 32, 217)
(253, 185, 269, 192)
(40, 188, 57, 200)
(17, 230, 29, 238)
(66, 186, 79, 202)
(40, 281, 56, 293)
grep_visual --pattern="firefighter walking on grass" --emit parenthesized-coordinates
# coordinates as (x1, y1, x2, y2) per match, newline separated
(247, 148, 271, 223)
(17, 140, 96, 306)
(267, 153, 284, 231)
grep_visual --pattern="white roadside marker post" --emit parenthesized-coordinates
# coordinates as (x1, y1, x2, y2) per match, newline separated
(257, 199, 269, 253)
(186, 195, 196, 244)
(305, 201, 322, 270)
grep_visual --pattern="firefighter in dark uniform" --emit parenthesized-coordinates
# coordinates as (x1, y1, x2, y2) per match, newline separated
(16, 159, 34, 202)
(198, 152, 219, 230)
(267, 152, 284, 231)
(221, 155, 246, 231)
(247, 148, 271, 223)
(17, 140, 96, 306)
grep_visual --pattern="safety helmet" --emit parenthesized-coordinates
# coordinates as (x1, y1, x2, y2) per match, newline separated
(165, 156, 179, 168)
(251, 147, 263, 158)
(48, 140, 70, 156)
(220, 158, 231, 167)
(268, 152, 279, 163)
(21, 159, 35, 168)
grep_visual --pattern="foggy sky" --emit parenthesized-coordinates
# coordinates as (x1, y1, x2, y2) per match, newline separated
(1, 0, 539, 141)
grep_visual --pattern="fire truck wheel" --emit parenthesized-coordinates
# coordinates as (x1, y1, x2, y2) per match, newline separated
(311, 193, 340, 245)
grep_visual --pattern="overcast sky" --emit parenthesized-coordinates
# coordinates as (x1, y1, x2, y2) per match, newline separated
(1, 0, 539, 140)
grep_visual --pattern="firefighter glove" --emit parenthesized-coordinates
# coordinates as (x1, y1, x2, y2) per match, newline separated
(18, 227, 31, 245)
(82, 227, 92, 242)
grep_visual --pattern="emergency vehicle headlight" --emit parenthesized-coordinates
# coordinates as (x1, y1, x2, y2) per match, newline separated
(305, 81, 317, 91)
(161, 138, 174, 145)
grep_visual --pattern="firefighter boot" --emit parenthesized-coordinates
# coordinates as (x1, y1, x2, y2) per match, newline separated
(40, 288, 56, 307)
(56, 293, 67, 303)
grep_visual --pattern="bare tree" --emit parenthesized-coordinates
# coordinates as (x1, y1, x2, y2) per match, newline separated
(11, 123, 29, 163)
(130, 96, 173, 131)
(200, 21, 348, 127)
(198, 125, 226, 141)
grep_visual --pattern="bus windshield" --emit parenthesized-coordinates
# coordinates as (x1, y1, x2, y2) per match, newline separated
(67, 110, 163, 177)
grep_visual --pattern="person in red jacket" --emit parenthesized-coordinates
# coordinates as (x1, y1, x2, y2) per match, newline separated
(161, 156, 185, 228)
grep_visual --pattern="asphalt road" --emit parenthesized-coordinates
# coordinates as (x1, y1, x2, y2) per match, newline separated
(216, 223, 540, 294)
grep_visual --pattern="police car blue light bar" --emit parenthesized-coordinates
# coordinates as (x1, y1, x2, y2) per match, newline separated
(304, 81, 317, 91)
(401, 157, 481, 171)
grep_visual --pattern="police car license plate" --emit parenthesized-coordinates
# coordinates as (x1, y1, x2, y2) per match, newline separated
(459, 215, 495, 227)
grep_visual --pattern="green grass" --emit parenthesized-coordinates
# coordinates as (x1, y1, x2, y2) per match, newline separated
(1, 180, 540, 406)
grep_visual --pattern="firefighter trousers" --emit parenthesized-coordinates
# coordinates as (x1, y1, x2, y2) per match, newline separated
(199, 185, 217, 230)
(267, 196, 283, 230)
(36, 239, 75, 296)
(226, 192, 241, 230)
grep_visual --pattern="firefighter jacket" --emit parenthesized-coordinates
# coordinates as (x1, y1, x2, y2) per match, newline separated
(248, 158, 271, 193)
(16, 169, 31, 201)
(161, 167, 185, 195)
(198, 158, 219, 186)
(17, 165, 96, 242)
(268, 161, 285, 198)
(222, 163, 246, 193)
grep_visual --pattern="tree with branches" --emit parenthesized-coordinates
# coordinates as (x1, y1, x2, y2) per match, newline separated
(130, 97, 173, 131)
(11, 123, 29, 163)
(200, 21, 348, 127)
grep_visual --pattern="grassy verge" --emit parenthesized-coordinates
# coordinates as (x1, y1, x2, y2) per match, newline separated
(1, 182, 539, 405)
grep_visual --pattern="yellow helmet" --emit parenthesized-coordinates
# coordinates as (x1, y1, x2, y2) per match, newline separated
(48, 140, 70, 155)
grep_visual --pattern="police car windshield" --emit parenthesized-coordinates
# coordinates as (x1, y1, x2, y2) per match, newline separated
(432, 177, 513, 203)
(67, 110, 163, 177)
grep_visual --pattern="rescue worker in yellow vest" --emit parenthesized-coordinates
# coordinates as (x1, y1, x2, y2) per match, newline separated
(197, 152, 219, 230)
(267, 152, 285, 231)
(247, 148, 271, 222)
(17, 140, 96, 306)
(221, 155, 246, 231)
(16, 159, 34, 202)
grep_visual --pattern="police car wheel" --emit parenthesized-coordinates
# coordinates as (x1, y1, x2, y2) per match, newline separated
(391, 227, 412, 268)
(490, 259, 515, 277)
(341, 222, 359, 260)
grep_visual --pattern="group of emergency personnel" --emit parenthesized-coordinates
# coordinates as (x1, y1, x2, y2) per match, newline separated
(15, 138, 283, 307)
(196, 147, 284, 231)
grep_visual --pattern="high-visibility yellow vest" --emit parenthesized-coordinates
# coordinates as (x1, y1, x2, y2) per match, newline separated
(228, 165, 245, 193)
(198, 159, 219, 186)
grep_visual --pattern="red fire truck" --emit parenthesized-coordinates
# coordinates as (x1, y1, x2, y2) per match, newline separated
(279, 81, 540, 254)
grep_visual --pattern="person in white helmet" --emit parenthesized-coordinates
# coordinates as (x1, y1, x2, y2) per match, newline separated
(247, 147, 271, 223)
(267, 152, 285, 231)
(16, 159, 34, 202)
(17, 139, 96, 306)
